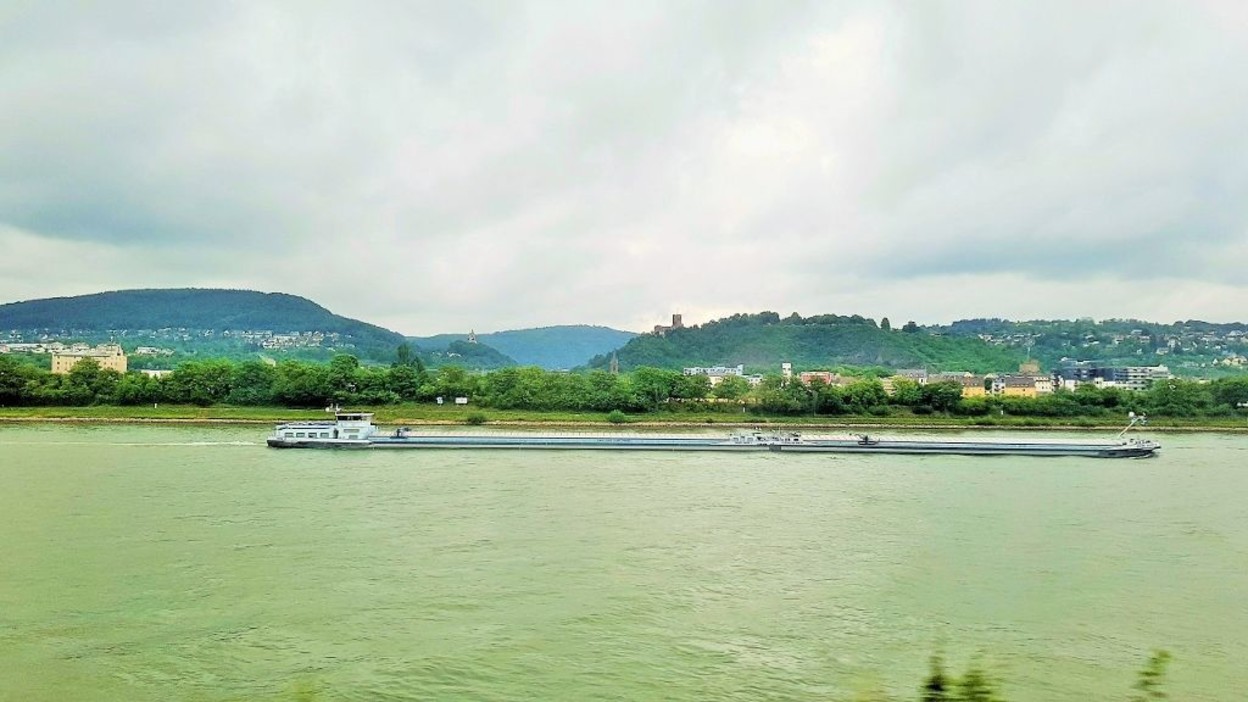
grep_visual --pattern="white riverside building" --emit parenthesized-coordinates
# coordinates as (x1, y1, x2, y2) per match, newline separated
(682, 364, 763, 387)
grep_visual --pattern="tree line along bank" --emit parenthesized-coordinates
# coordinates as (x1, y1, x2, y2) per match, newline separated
(3, 352, 1248, 420)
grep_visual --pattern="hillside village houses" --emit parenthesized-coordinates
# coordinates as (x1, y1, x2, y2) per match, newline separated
(686, 360, 1173, 398)
(0, 341, 78, 355)
(1, 338, 174, 357)
(1, 328, 338, 352)
(883, 363, 1164, 396)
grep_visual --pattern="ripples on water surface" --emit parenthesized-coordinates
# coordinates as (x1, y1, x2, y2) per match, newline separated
(1, 424, 1245, 701)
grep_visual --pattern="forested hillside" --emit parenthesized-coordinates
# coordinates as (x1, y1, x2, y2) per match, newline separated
(410, 325, 636, 369)
(0, 289, 399, 337)
(588, 312, 1023, 373)
(0, 289, 406, 361)
(417, 340, 516, 370)
(10, 289, 1244, 376)
(934, 318, 1248, 376)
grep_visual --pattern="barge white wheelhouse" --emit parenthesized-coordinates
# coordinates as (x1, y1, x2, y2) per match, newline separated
(267, 412, 378, 448)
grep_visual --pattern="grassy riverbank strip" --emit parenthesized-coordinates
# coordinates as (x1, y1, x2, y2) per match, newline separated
(1, 405, 1245, 431)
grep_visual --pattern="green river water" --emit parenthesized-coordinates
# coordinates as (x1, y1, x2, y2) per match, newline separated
(1, 424, 1245, 701)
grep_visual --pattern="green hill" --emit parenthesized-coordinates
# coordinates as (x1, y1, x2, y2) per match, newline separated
(587, 311, 1023, 373)
(410, 325, 636, 369)
(934, 317, 1248, 377)
(417, 340, 517, 370)
(0, 288, 406, 361)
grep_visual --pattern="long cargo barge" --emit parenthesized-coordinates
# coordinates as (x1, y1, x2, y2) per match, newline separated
(265, 412, 1160, 458)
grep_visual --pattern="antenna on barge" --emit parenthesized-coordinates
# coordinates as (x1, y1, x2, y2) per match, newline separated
(1118, 411, 1148, 439)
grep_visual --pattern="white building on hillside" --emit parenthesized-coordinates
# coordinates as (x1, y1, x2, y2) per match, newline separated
(683, 364, 746, 387)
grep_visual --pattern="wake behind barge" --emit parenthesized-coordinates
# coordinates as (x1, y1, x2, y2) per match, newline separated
(265, 412, 1160, 458)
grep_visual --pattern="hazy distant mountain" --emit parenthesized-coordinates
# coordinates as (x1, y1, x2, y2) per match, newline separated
(410, 325, 637, 369)
(0, 288, 406, 360)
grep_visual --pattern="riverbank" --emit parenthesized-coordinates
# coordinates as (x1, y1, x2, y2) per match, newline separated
(1, 405, 1245, 431)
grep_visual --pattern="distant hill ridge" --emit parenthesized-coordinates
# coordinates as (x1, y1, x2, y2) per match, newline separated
(0, 288, 406, 345)
(410, 325, 637, 370)
(933, 317, 1248, 372)
(7, 290, 1243, 375)
(590, 312, 1248, 376)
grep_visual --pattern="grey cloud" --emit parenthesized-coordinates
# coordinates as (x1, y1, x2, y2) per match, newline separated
(2, 1, 1247, 333)
(1, 0, 829, 247)
(861, 2, 1248, 279)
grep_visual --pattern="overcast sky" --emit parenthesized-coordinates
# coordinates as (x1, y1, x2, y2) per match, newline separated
(2, 1, 1246, 335)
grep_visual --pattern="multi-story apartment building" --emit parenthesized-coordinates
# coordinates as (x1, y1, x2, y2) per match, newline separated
(991, 374, 1051, 397)
(1052, 361, 1171, 391)
(51, 344, 127, 374)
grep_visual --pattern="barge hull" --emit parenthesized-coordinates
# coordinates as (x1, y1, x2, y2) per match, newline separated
(266, 437, 1158, 458)
(265, 411, 1159, 458)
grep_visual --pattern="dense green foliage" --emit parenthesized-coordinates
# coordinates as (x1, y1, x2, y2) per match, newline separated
(587, 312, 1023, 374)
(275, 649, 1170, 701)
(1130, 650, 1172, 702)
(410, 325, 637, 369)
(918, 655, 1002, 702)
(3, 353, 1246, 422)
(904, 649, 1172, 702)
